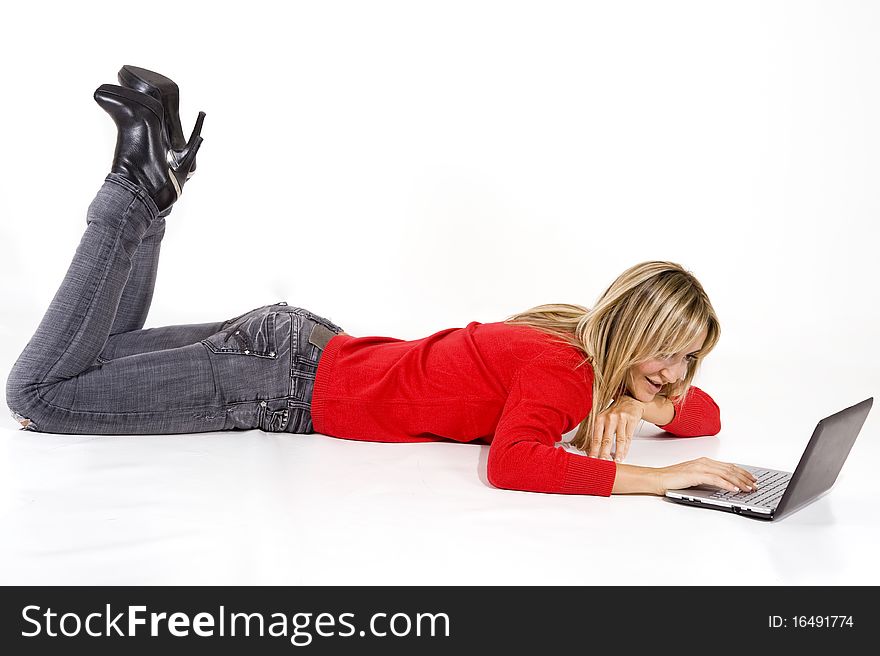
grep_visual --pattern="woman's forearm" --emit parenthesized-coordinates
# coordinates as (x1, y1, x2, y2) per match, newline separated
(611, 463, 662, 495)
(640, 395, 675, 426)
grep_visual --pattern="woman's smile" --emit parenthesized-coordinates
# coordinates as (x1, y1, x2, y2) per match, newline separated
(644, 376, 662, 393)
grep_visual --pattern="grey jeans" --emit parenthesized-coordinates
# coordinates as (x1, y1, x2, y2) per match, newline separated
(5, 173, 345, 435)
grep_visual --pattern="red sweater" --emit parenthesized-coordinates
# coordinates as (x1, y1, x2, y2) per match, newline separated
(311, 321, 721, 496)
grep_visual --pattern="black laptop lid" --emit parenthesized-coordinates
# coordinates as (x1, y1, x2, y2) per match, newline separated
(774, 397, 873, 520)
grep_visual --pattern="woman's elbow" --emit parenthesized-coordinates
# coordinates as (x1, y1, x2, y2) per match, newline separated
(708, 414, 721, 436)
(486, 458, 513, 490)
(486, 450, 526, 491)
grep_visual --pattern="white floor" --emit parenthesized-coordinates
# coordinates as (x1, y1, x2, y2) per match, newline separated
(1, 353, 877, 586)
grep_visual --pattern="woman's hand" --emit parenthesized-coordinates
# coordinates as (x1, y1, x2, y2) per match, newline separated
(655, 457, 758, 495)
(587, 394, 646, 462)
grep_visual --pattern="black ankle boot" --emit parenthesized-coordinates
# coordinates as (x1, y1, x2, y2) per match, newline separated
(94, 83, 203, 213)
(117, 64, 204, 179)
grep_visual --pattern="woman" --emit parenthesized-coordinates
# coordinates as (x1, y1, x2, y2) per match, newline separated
(5, 66, 757, 499)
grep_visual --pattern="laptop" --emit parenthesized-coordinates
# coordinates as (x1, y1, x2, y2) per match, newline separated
(665, 397, 873, 521)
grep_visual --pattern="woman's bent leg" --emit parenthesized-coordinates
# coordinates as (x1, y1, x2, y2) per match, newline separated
(15, 341, 228, 434)
(5, 174, 224, 434)
(108, 215, 167, 335)
(100, 209, 232, 359)
(100, 321, 225, 360)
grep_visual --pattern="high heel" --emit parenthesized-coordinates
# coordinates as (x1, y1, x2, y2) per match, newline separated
(169, 110, 206, 180)
(94, 83, 203, 213)
(117, 65, 204, 179)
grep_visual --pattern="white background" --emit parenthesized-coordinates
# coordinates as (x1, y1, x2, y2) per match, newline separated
(0, 1, 878, 586)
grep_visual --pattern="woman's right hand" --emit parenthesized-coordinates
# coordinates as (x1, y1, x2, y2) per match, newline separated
(655, 457, 758, 495)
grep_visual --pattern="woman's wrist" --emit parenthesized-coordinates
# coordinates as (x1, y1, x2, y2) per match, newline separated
(611, 463, 663, 495)
(640, 395, 675, 426)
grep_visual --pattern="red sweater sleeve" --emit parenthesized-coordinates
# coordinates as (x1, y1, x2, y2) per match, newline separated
(656, 385, 721, 436)
(486, 352, 617, 496)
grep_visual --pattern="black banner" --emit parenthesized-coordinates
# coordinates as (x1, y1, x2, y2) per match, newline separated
(0, 586, 872, 653)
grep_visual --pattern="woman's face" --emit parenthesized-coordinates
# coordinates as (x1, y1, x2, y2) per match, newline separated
(626, 327, 708, 403)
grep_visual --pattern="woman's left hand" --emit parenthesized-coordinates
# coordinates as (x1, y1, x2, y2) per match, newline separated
(587, 394, 646, 462)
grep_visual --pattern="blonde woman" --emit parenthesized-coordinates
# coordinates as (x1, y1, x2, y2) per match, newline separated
(6, 66, 757, 499)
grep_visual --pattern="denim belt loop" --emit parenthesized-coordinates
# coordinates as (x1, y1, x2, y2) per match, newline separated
(308, 322, 336, 351)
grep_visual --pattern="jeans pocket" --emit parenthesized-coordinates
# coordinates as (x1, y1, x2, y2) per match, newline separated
(259, 401, 290, 432)
(218, 301, 288, 330)
(202, 310, 278, 358)
(290, 354, 318, 402)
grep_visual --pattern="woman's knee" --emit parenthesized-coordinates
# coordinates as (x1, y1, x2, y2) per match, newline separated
(6, 365, 54, 432)
(6, 380, 39, 430)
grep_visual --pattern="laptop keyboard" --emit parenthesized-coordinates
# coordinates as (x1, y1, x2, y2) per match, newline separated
(710, 469, 791, 508)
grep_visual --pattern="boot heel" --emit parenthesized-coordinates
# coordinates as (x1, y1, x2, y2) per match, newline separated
(178, 136, 203, 175)
(169, 135, 203, 198)
(188, 111, 206, 143)
(183, 111, 206, 179)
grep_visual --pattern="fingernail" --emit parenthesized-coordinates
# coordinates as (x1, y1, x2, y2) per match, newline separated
(733, 487, 740, 492)
(614, 457, 621, 463)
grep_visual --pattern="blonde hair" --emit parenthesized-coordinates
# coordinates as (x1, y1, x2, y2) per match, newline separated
(503, 261, 720, 452)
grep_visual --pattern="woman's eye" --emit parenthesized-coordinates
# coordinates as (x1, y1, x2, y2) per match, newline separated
(658, 353, 698, 363)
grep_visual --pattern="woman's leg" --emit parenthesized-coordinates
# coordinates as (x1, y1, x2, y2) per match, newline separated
(107, 212, 166, 336)
(100, 207, 231, 360)
(99, 321, 224, 360)
(5, 175, 228, 434)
